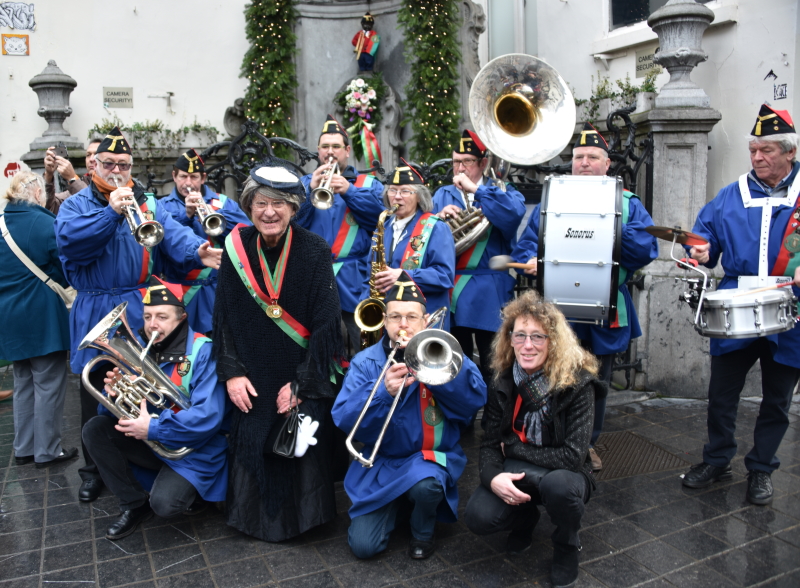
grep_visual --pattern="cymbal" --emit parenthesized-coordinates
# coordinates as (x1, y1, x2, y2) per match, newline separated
(645, 226, 708, 247)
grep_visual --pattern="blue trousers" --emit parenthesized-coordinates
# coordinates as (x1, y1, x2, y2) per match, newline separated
(348, 477, 443, 559)
(703, 339, 798, 473)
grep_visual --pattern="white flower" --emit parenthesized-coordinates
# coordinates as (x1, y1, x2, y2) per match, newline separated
(367, 89, 377, 99)
(355, 79, 365, 88)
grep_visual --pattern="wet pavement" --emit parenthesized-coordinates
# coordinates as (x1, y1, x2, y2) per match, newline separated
(0, 370, 798, 588)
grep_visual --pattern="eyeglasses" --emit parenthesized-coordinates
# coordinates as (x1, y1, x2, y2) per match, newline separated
(510, 332, 549, 346)
(95, 159, 133, 172)
(387, 188, 417, 197)
(452, 158, 479, 169)
(252, 200, 289, 211)
(385, 313, 424, 324)
(319, 144, 346, 151)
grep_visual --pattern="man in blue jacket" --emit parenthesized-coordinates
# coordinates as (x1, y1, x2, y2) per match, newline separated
(512, 123, 658, 471)
(82, 277, 230, 540)
(297, 115, 385, 353)
(55, 127, 222, 503)
(159, 149, 251, 335)
(332, 273, 487, 560)
(432, 129, 526, 385)
(682, 104, 800, 506)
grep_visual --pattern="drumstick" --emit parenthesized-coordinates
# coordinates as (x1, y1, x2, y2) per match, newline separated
(732, 282, 793, 297)
(488, 255, 536, 271)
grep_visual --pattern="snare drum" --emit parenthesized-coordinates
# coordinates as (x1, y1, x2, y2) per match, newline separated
(696, 288, 798, 339)
(536, 175, 622, 323)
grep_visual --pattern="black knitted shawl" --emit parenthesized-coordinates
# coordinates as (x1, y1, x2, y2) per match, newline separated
(212, 222, 344, 514)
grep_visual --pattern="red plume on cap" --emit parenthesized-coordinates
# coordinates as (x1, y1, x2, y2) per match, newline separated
(400, 157, 425, 183)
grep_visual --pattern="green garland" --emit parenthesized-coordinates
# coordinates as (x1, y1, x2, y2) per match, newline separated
(398, 0, 462, 164)
(240, 0, 299, 157)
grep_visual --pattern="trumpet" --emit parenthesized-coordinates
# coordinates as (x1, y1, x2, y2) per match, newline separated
(187, 188, 226, 237)
(311, 156, 339, 209)
(112, 178, 164, 247)
(345, 307, 463, 467)
(78, 302, 193, 460)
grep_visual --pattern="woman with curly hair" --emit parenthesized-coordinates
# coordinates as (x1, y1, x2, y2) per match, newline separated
(464, 289, 603, 588)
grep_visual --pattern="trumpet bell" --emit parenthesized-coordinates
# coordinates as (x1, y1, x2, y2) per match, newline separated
(311, 187, 334, 210)
(134, 220, 164, 247)
(405, 329, 463, 386)
(470, 53, 576, 165)
(201, 211, 226, 237)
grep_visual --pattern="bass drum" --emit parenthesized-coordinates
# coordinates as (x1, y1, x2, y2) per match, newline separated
(536, 175, 623, 324)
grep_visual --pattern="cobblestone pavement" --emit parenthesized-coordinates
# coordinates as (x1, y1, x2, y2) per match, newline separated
(0, 372, 798, 588)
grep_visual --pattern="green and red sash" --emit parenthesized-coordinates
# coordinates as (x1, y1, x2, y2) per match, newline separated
(331, 176, 374, 276)
(136, 195, 157, 297)
(225, 225, 310, 349)
(419, 384, 447, 467)
(400, 213, 438, 270)
(180, 194, 229, 305)
(771, 197, 800, 312)
(609, 191, 634, 329)
(168, 333, 212, 406)
(450, 225, 492, 314)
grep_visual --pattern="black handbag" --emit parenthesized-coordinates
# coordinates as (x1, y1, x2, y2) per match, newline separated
(503, 458, 552, 493)
(271, 382, 301, 458)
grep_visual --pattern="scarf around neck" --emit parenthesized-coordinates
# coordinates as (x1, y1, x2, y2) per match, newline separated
(93, 174, 134, 200)
(513, 361, 551, 446)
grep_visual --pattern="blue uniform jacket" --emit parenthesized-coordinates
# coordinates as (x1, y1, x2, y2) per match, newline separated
(513, 193, 657, 354)
(298, 166, 385, 313)
(0, 201, 70, 361)
(691, 162, 800, 368)
(55, 183, 206, 373)
(98, 327, 231, 501)
(432, 182, 526, 332)
(159, 185, 251, 334)
(331, 337, 487, 520)
(384, 209, 456, 331)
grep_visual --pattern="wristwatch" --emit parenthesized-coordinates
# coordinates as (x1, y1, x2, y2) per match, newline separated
(68, 176, 80, 184)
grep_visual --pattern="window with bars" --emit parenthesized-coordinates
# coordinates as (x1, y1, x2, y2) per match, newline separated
(610, 0, 712, 31)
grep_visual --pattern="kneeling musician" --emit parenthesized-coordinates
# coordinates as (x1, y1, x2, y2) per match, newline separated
(82, 276, 231, 540)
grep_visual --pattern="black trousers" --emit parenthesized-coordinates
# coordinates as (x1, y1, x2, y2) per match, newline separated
(82, 415, 197, 516)
(451, 325, 495, 385)
(342, 311, 363, 358)
(703, 338, 799, 474)
(464, 469, 590, 549)
(78, 366, 106, 482)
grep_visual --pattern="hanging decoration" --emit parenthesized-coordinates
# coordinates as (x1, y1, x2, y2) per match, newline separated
(335, 74, 388, 166)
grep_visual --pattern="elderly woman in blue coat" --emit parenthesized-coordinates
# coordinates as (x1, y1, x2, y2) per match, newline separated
(373, 162, 455, 331)
(0, 171, 77, 468)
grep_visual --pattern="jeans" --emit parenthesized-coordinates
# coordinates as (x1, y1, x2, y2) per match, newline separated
(348, 477, 444, 559)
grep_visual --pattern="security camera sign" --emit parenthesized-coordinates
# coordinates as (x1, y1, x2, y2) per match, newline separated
(103, 87, 133, 108)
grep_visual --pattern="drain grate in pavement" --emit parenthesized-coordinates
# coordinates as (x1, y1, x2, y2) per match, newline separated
(594, 431, 691, 481)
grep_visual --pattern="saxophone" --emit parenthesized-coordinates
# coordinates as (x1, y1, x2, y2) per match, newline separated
(354, 204, 399, 348)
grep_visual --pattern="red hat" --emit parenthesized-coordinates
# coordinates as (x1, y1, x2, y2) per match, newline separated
(142, 276, 184, 307)
(456, 129, 486, 157)
(751, 104, 795, 137)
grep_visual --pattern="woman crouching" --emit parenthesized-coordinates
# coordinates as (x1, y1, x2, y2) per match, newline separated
(464, 289, 602, 588)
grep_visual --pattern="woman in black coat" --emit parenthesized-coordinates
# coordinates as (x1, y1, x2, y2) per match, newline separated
(464, 290, 603, 588)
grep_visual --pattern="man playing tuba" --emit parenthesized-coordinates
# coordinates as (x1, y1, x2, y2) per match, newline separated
(82, 277, 230, 540)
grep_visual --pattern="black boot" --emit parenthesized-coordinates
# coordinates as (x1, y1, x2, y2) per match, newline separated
(551, 543, 579, 588)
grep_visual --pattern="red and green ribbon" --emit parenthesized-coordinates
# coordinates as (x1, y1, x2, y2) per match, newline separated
(225, 225, 310, 349)
(419, 385, 447, 467)
(610, 192, 633, 329)
(359, 127, 382, 171)
(168, 333, 212, 402)
(400, 213, 437, 270)
(136, 195, 157, 297)
(771, 197, 800, 313)
(450, 225, 492, 314)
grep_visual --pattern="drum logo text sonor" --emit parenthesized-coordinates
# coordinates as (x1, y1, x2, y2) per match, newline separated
(564, 228, 595, 239)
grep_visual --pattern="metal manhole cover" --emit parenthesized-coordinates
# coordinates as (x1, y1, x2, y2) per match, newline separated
(594, 431, 691, 481)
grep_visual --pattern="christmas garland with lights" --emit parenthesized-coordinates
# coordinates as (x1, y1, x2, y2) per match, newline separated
(398, 0, 462, 164)
(240, 0, 299, 157)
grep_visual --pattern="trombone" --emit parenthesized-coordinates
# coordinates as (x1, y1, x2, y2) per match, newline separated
(345, 307, 463, 467)
(187, 188, 226, 237)
(311, 156, 339, 209)
(112, 178, 164, 247)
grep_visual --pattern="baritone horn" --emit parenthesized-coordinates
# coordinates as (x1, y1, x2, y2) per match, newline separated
(112, 178, 164, 247)
(446, 54, 576, 255)
(187, 188, 226, 237)
(345, 308, 463, 467)
(78, 302, 193, 460)
(311, 156, 339, 209)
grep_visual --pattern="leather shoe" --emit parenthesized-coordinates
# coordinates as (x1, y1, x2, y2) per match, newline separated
(588, 448, 603, 471)
(78, 478, 103, 502)
(551, 543, 580, 588)
(15, 455, 33, 466)
(106, 502, 153, 541)
(35, 447, 78, 469)
(682, 462, 732, 489)
(408, 538, 435, 559)
(184, 496, 209, 516)
(746, 471, 773, 505)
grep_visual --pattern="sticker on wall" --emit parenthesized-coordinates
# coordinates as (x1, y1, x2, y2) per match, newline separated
(4, 162, 21, 178)
(774, 84, 788, 101)
(1, 33, 28, 55)
(0, 3, 36, 30)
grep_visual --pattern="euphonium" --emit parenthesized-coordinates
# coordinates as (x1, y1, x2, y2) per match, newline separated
(78, 302, 193, 460)
(112, 178, 164, 247)
(187, 187, 226, 237)
(354, 204, 399, 348)
(311, 156, 339, 210)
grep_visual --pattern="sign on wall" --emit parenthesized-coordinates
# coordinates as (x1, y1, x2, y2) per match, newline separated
(103, 87, 134, 109)
(1, 33, 28, 55)
(635, 45, 659, 79)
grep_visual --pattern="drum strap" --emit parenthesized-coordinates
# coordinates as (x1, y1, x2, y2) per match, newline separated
(610, 191, 634, 328)
(738, 173, 800, 284)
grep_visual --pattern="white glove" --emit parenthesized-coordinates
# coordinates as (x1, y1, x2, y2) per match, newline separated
(294, 415, 319, 457)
